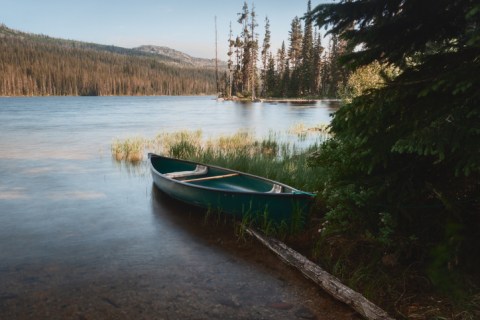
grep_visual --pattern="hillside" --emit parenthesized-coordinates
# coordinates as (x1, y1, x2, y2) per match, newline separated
(0, 24, 222, 96)
(134, 45, 227, 69)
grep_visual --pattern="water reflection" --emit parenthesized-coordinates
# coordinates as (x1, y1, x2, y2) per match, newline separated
(46, 191, 107, 201)
(149, 184, 236, 238)
(111, 157, 150, 178)
(0, 187, 29, 200)
(148, 185, 359, 319)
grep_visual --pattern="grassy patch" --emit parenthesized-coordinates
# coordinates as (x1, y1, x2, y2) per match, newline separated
(112, 126, 329, 192)
(111, 136, 144, 163)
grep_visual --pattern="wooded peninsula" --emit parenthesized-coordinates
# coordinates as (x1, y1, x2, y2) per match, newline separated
(220, 1, 348, 100)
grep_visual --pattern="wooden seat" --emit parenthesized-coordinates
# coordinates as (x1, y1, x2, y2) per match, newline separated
(164, 165, 208, 179)
(268, 184, 283, 193)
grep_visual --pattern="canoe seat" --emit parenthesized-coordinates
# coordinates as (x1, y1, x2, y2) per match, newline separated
(268, 184, 283, 193)
(164, 165, 208, 179)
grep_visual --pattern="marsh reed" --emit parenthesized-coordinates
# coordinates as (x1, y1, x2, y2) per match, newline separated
(111, 124, 330, 191)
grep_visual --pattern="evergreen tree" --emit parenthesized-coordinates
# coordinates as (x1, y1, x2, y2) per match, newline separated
(281, 61, 291, 98)
(288, 17, 303, 96)
(300, 0, 315, 95)
(310, 0, 480, 282)
(276, 41, 287, 79)
(326, 34, 339, 97)
(237, 1, 250, 95)
(288, 17, 303, 70)
(233, 36, 243, 95)
(249, 3, 259, 100)
(227, 22, 234, 98)
(319, 50, 331, 97)
(265, 52, 276, 97)
(276, 41, 287, 97)
(260, 16, 271, 97)
(312, 30, 324, 95)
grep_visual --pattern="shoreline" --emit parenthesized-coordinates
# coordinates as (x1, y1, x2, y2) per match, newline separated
(218, 97, 340, 103)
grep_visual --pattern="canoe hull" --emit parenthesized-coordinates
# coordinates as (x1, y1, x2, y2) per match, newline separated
(149, 154, 314, 225)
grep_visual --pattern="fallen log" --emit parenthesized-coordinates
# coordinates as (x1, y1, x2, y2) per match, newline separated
(246, 228, 395, 320)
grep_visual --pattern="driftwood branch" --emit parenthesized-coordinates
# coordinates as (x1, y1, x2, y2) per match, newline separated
(246, 228, 395, 320)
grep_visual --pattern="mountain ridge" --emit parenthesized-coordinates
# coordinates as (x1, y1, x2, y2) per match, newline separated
(133, 45, 225, 68)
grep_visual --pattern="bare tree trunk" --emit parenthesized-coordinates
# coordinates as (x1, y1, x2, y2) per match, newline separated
(215, 16, 219, 95)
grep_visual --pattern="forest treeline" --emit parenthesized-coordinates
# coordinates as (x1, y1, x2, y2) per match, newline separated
(222, 1, 348, 99)
(0, 25, 217, 96)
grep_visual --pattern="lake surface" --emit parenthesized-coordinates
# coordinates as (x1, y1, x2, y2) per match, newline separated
(0, 96, 356, 319)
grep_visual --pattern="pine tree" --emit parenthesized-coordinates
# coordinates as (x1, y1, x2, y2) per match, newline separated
(300, 0, 315, 95)
(276, 41, 287, 79)
(327, 34, 349, 97)
(312, 30, 324, 95)
(265, 52, 276, 97)
(288, 17, 303, 96)
(280, 60, 290, 98)
(310, 0, 480, 278)
(275, 41, 287, 97)
(233, 36, 243, 95)
(260, 16, 271, 97)
(288, 17, 303, 70)
(249, 3, 259, 100)
(237, 1, 250, 95)
(227, 22, 234, 98)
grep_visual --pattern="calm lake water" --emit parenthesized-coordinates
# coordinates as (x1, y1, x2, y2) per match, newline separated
(0, 96, 356, 319)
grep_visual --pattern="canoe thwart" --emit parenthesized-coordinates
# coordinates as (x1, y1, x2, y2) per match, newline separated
(164, 165, 208, 179)
(182, 173, 239, 183)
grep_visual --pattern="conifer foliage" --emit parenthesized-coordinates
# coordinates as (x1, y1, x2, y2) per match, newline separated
(309, 0, 480, 287)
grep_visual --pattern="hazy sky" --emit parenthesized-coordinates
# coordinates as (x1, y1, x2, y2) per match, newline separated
(0, 0, 333, 60)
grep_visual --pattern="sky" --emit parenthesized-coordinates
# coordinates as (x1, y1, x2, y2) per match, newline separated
(0, 0, 333, 60)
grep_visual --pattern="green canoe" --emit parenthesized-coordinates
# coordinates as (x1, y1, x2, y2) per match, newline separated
(148, 153, 315, 225)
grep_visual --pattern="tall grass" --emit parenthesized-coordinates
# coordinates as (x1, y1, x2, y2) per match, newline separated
(158, 129, 327, 192)
(111, 136, 144, 163)
(111, 125, 330, 192)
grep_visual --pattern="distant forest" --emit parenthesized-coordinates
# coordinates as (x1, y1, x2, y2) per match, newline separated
(222, 0, 349, 99)
(0, 25, 217, 96)
(1, 0, 346, 99)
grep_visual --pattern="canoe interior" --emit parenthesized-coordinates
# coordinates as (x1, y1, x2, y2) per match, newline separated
(151, 155, 197, 174)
